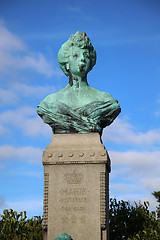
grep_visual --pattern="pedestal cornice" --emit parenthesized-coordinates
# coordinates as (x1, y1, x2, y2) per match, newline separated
(42, 133, 111, 172)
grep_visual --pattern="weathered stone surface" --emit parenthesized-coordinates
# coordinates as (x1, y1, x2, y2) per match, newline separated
(42, 133, 110, 240)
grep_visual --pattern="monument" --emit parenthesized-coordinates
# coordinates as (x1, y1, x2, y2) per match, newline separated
(37, 31, 121, 240)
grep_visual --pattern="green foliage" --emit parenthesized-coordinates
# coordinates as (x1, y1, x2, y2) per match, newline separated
(152, 191, 160, 203)
(127, 211, 160, 240)
(128, 191, 160, 239)
(127, 225, 160, 240)
(0, 209, 43, 240)
(1, 195, 160, 239)
(152, 191, 160, 219)
(109, 198, 160, 240)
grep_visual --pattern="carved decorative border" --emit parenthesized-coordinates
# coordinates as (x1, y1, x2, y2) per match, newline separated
(43, 172, 49, 229)
(100, 172, 106, 230)
(43, 160, 107, 165)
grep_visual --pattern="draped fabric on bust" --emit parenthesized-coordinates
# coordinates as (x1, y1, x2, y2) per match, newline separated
(37, 100, 121, 135)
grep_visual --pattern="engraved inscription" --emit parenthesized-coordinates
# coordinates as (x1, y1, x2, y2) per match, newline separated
(61, 214, 86, 225)
(58, 187, 88, 215)
(59, 187, 87, 195)
(59, 206, 86, 212)
(59, 197, 87, 203)
(58, 171, 88, 228)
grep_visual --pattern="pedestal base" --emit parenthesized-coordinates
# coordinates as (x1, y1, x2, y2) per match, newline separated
(42, 133, 110, 240)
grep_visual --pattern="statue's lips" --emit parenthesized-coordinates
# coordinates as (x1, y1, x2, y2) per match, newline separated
(79, 64, 86, 72)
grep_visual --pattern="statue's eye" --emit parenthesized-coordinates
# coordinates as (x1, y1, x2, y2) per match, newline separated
(73, 54, 78, 58)
(84, 53, 89, 58)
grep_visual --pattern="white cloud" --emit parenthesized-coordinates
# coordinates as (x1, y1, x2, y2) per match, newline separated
(0, 21, 60, 77)
(155, 111, 160, 116)
(0, 88, 18, 105)
(0, 124, 6, 135)
(110, 182, 140, 193)
(0, 145, 42, 165)
(110, 178, 159, 212)
(0, 20, 25, 51)
(22, 116, 51, 137)
(7, 199, 43, 213)
(103, 117, 160, 146)
(0, 106, 52, 137)
(4, 169, 43, 178)
(12, 82, 56, 98)
(0, 196, 5, 208)
(103, 118, 160, 202)
(0, 82, 56, 106)
(0, 198, 43, 218)
(19, 53, 56, 77)
(110, 192, 158, 212)
(110, 150, 160, 176)
(140, 177, 160, 192)
(108, 149, 160, 211)
(22, 171, 42, 178)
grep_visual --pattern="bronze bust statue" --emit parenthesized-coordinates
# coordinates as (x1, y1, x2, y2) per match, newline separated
(54, 233, 73, 240)
(37, 31, 121, 135)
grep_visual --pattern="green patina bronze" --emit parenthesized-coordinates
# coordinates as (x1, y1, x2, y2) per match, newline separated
(54, 233, 73, 240)
(37, 31, 121, 134)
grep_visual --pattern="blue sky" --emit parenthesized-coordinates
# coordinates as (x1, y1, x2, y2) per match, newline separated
(0, 0, 160, 218)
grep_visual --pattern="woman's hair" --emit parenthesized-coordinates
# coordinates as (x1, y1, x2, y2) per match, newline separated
(58, 31, 96, 77)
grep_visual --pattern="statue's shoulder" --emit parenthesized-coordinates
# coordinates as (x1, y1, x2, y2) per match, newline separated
(41, 87, 68, 104)
(88, 86, 115, 101)
(43, 93, 57, 102)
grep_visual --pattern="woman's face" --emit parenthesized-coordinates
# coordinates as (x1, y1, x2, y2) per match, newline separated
(68, 46, 91, 77)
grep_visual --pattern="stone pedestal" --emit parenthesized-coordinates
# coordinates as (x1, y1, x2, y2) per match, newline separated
(42, 133, 110, 240)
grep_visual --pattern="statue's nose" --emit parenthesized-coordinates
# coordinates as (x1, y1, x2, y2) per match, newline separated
(80, 55, 85, 62)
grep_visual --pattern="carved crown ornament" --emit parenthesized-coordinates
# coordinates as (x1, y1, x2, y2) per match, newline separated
(65, 170, 83, 184)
